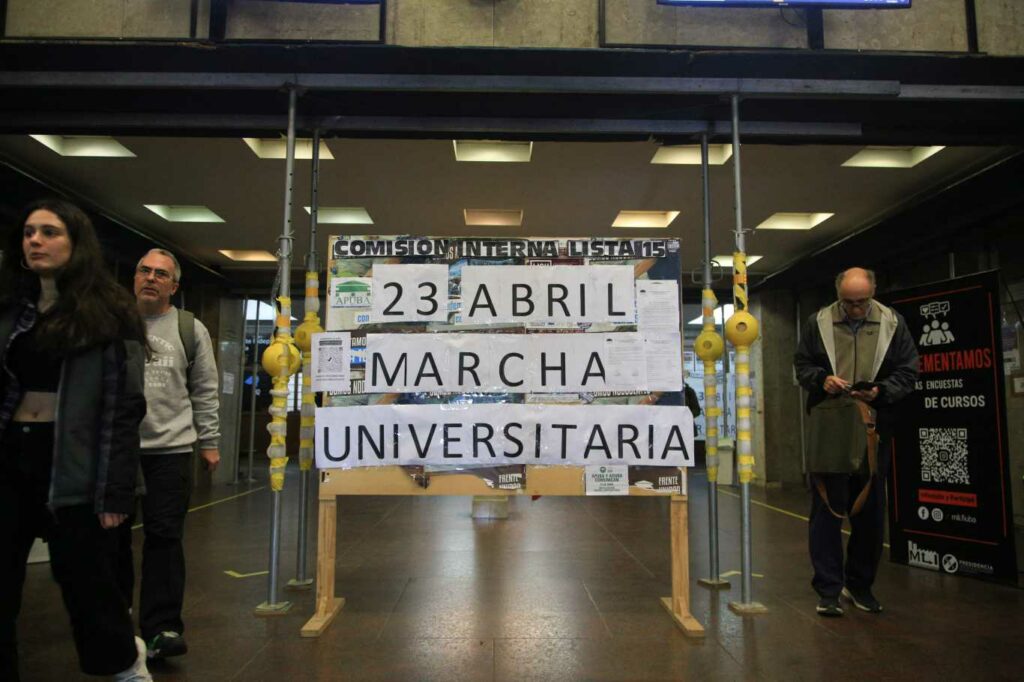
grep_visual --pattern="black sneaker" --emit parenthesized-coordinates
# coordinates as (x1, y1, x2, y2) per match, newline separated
(815, 595, 843, 617)
(842, 586, 883, 613)
(146, 631, 188, 660)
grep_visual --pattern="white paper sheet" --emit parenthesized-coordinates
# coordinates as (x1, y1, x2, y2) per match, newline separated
(312, 331, 352, 393)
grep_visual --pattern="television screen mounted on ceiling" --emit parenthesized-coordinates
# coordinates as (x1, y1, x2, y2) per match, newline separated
(658, 0, 910, 7)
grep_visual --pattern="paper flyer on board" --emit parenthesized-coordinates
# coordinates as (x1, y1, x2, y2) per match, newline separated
(311, 331, 352, 393)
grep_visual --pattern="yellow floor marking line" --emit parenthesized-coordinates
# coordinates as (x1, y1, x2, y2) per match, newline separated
(131, 485, 267, 530)
(716, 486, 890, 549)
(719, 570, 764, 579)
(224, 569, 270, 579)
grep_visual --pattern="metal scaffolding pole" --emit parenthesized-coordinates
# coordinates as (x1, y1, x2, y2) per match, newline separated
(695, 133, 729, 591)
(288, 128, 323, 591)
(246, 299, 262, 483)
(725, 94, 767, 615)
(256, 85, 299, 616)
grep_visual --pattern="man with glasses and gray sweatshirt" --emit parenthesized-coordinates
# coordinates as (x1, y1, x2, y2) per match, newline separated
(127, 248, 220, 661)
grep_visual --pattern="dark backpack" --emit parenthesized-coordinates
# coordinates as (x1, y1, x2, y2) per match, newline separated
(178, 309, 197, 390)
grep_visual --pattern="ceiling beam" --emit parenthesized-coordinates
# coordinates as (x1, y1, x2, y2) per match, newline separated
(0, 112, 863, 139)
(0, 71, 902, 98)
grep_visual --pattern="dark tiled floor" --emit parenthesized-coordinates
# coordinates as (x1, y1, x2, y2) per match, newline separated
(16, 466, 1024, 681)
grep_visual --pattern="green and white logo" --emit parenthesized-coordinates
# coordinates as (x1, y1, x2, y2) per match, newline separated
(332, 277, 371, 308)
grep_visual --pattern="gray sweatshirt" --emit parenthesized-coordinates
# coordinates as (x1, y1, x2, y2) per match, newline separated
(140, 307, 220, 453)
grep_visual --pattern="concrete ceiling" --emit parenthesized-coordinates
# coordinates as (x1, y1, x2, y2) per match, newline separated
(0, 134, 1015, 285)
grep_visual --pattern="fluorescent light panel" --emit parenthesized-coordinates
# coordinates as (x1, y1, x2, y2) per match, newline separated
(756, 212, 833, 231)
(219, 250, 277, 262)
(144, 204, 224, 223)
(688, 304, 735, 326)
(464, 209, 524, 226)
(30, 134, 135, 158)
(304, 207, 374, 224)
(243, 138, 334, 160)
(842, 146, 944, 168)
(651, 144, 733, 165)
(453, 140, 533, 163)
(612, 210, 680, 228)
(713, 254, 763, 267)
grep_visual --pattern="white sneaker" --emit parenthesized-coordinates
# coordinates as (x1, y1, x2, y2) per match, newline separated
(113, 636, 153, 682)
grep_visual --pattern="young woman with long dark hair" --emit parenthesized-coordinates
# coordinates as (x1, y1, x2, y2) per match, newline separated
(0, 199, 151, 680)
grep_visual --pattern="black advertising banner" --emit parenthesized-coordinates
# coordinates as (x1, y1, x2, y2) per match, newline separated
(887, 271, 1017, 584)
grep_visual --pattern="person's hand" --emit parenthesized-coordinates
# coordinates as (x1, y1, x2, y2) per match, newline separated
(200, 448, 221, 473)
(823, 375, 850, 395)
(851, 386, 880, 402)
(98, 512, 127, 529)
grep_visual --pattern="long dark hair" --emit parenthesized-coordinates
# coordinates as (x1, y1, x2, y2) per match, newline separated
(0, 198, 147, 351)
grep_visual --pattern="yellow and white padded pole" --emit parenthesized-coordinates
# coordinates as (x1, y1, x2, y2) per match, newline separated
(262, 296, 300, 493)
(696, 288, 725, 482)
(295, 271, 323, 473)
(256, 84, 299, 617)
(724, 94, 766, 614)
(725, 253, 759, 486)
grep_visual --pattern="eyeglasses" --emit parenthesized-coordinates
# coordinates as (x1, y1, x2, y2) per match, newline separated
(840, 298, 870, 309)
(136, 265, 174, 282)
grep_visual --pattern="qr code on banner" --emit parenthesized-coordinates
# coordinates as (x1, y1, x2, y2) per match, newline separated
(919, 428, 970, 485)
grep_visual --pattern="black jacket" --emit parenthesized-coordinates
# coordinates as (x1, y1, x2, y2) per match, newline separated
(0, 303, 146, 514)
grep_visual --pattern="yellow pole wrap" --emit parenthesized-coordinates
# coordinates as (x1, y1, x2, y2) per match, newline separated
(264, 295, 298, 493)
(696, 287, 724, 484)
(736, 344, 754, 484)
(733, 252, 749, 312)
(725, 253, 759, 486)
(298, 272, 322, 473)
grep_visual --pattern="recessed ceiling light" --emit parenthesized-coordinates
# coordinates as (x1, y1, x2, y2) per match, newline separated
(612, 210, 680, 229)
(30, 134, 135, 158)
(464, 209, 524, 226)
(713, 254, 763, 268)
(842, 146, 944, 168)
(219, 250, 277, 262)
(688, 304, 735, 326)
(243, 138, 334, 160)
(453, 140, 533, 162)
(304, 207, 374, 224)
(756, 212, 833, 231)
(144, 204, 224, 223)
(651, 144, 733, 165)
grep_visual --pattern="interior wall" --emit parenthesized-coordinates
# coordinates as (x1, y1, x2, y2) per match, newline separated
(4, 0, 203, 39)
(603, 0, 805, 48)
(824, 0, 968, 52)
(976, 0, 1024, 56)
(6, 0, 1022, 56)
(754, 289, 804, 487)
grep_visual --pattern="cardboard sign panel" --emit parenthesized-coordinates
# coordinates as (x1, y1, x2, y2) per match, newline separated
(315, 404, 695, 469)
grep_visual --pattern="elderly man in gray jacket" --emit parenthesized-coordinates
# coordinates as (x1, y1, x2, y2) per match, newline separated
(794, 268, 918, 617)
(129, 248, 220, 660)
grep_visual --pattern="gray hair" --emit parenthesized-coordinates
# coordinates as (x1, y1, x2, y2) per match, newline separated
(835, 267, 875, 295)
(138, 248, 182, 283)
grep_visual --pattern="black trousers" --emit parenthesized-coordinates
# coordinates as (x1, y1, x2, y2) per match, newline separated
(809, 470, 887, 598)
(0, 422, 137, 680)
(118, 451, 193, 641)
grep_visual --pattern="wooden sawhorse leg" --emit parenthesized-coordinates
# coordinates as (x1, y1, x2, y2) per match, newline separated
(300, 497, 345, 637)
(660, 494, 705, 637)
